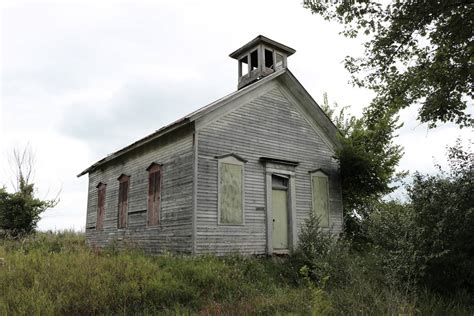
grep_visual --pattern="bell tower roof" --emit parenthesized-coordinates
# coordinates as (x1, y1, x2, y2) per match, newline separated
(229, 35, 296, 59)
(229, 35, 296, 90)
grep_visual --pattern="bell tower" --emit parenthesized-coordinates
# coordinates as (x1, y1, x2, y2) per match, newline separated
(229, 35, 296, 90)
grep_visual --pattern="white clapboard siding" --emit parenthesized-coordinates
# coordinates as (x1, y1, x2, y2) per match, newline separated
(85, 128, 194, 253)
(196, 87, 343, 255)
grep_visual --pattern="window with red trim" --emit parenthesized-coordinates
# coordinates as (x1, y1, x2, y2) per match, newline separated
(96, 182, 106, 230)
(147, 163, 161, 226)
(117, 174, 129, 229)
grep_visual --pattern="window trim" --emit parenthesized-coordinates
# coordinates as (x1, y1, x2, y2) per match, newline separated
(117, 174, 130, 229)
(239, 54, 249, 77)
(217, 155, 246, 226)
(146, 163, 162, 227)
(249, 49, 258, 71)
(264, 48, 274, 69)
(310, 170, 330, 228)
(96, 182, 107, 231)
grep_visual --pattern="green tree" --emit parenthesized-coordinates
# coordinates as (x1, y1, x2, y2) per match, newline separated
(321, 94, 404, 241)
(366, 140, 474, 294)
(0, 146, 58, 236)
(408, 140, 474, 293)
(305, 0, 473, 128)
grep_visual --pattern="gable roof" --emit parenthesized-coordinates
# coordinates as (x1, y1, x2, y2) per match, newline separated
(77, 69, 340, 177)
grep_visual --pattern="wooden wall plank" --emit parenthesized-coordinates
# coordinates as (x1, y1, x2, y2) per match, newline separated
(196, 87, 343, 255)
(85, 128, 194, 253)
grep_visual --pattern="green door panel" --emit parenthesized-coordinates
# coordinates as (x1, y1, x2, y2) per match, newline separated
(272, 189, 288, 250)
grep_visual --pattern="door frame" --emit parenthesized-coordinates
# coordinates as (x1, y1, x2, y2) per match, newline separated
(260, 158, 298, 255)
(271, 178, 289, 251)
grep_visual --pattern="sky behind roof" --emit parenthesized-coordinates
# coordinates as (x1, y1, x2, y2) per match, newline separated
(1, 0, 471, 231)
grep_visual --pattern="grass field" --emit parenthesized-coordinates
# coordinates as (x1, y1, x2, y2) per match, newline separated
(0, 231, 472, 315)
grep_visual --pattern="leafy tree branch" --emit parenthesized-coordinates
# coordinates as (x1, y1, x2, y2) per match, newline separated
(305, 0, 473, 128)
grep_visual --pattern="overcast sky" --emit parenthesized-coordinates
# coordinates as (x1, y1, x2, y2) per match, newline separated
(1, 0, 471, 231)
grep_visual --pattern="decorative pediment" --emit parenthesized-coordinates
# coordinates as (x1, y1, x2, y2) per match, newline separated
(117, 174, 130, 181)
(309, 168, 328, 177)
(96, 182, 106, 188)
(215, 153, 248, 163)
(146, 162, 162, 172)
(259, 157, 299, 167)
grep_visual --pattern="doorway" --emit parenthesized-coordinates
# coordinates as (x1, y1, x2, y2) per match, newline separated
(271, 174, 289, 251)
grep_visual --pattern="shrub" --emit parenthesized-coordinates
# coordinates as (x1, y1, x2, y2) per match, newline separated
(365, 201, 421, 293)
(293, 213, 354, 289)
(365, 142, 474, 295)
(408, 147, 474, 294)
(0, 184, 56, 237)
(1, 231, 473, 314)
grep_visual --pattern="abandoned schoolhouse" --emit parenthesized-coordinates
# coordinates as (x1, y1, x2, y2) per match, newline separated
(78, 35, 343, 255)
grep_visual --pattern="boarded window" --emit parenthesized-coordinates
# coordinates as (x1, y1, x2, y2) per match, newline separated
(96, 183, 106, 230)
(117, 175, 129, 229)
(147, 164, 161, 226)
(311, 172, 329, 227)
(219, 162, 244, 225)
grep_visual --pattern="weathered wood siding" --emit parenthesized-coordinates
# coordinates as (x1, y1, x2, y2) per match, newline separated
(196, 86, 343, 255)
(85, 125, 194, 253)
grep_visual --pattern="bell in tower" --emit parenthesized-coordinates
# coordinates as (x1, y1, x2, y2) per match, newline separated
(229, 35, 296, 90)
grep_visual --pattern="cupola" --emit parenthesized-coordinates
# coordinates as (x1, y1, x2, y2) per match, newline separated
(229, 35, 296, 90)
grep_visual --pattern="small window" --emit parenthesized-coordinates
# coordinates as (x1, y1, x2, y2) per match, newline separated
(272, 174, 289, 189)
(250, 50, 258, 71)
(265, 49, 274, 69)
(117, 174, 130, 229)
(96, 182, 106, 230)
(147, 163, 162, 226)
(311, 171, 329, 227)
(275, 53, 284, 70)
(239, 55, 248, 76)
(218, 157, 244, 225)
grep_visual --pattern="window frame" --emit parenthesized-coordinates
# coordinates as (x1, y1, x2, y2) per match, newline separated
(239, 54, 249, 77)
(262, 46, 287, 71)
(264, 48, 274, 69)
(217, 155, 246, 226)
(310, 170, 330, 228)
(275, 52, 284, 70)
(250, 49, 258, 71)
(96, 182, 107, 231)
(117, 174, 130, 229)
(146, 163, 162, 227)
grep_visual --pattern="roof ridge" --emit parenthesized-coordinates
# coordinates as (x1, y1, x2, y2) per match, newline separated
(77, 69, 288, 177)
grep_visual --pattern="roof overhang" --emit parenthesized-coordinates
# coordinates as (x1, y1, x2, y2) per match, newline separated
(229, 35, 296, 59)
(76, 118, 191, 177)
(77, 68, 342, 178)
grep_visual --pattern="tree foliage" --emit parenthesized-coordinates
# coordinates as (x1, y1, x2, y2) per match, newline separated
(408, 140, 474, 293)
(0, 186, 55, 236)
(366, 140, 474, 294)
(0, 146, 57, 236)
(305, 0, 473, 128)
(321, 94, 404, 238)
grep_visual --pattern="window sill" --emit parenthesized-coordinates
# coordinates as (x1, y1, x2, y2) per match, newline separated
(217, 223, 246, 226)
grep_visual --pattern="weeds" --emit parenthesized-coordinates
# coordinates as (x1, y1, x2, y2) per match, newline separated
(0, 231, 472, 315)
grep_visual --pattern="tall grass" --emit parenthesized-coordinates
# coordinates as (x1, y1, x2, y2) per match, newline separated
(0, 232, 309, 315)
(0, 231, 472, 315)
